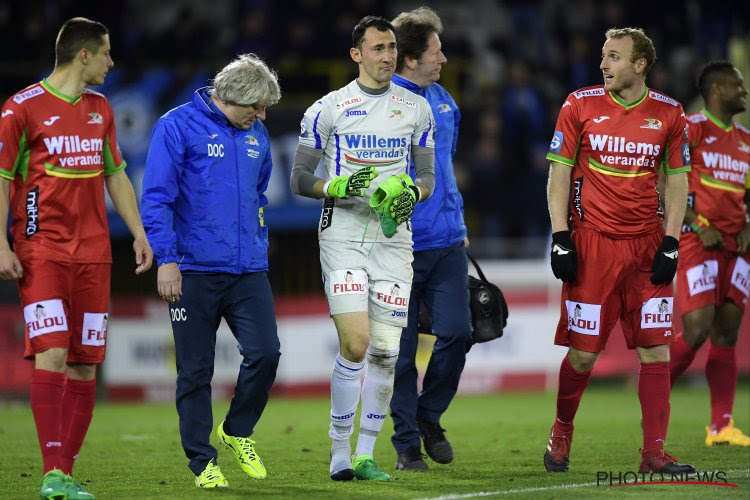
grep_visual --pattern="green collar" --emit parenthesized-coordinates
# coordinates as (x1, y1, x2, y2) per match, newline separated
(701, 109, 733, 132)
(608, 86, 648, 109)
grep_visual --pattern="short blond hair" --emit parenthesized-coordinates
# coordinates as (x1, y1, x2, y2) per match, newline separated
(605, 27, 656, 74)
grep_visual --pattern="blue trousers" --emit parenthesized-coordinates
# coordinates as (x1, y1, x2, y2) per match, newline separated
(170, 272, 280, 474)
(390, 242, 472, 454)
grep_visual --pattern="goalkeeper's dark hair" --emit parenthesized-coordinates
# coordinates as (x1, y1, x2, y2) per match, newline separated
(392, 6, 443, 72)
(55, 17, 109, 66)
(697, 61, 736, 100)
(352, 16, 395, 50)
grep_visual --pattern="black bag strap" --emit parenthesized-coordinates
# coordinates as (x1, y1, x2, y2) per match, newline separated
(466, 250, 490, 284)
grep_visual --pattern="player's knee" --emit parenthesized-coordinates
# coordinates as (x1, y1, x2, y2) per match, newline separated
(368, 319, 400, 367)
(35, 347, 68, 373)
(567, 348, 598, 372)
(682, 307, 715, 347)
(711, 327, 739, 347)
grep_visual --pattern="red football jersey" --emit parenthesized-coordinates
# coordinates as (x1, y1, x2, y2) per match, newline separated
(682, 110, 750, 235)
(547, 85, 690, 238)
(0, 80, 125, 263)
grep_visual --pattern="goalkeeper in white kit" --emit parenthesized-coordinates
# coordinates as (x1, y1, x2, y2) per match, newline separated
(290, 15, 435, 481)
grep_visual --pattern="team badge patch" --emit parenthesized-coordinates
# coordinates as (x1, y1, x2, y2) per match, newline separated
(640, 118, 662, 130)
(686, 260, 718, 296)
(437, 103, 451, 113)
(565, 300, 601, 336)
(329, 269, 367, 296)
(245, 135, 259, 145)
(550, 131, 563, 153)
(730, 257, 750, 298)
(641, 297, 673, 329)
(24, 299, 68, 339)
(372, 281, 410, 310)
(82, 312, 108, 346)
(87, 113, 103, 124)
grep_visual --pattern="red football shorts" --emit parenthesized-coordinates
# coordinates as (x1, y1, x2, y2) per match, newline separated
(20, 259, 111, 363)
(676, 233, 750, 313)
(555, 226, 675, 353)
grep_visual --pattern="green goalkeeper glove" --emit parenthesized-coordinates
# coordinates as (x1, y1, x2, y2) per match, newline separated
(326, 166, 378, 198)
(389, 175, 420, 225)
(369, 174, 419, 237)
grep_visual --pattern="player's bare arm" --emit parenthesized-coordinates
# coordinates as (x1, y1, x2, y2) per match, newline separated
(105, 170, 153, 274)
(0, 178, 23, 279)
(663, 171, 688, 239)
(547, 162, 573, 232)
(683, 205, 724, 249)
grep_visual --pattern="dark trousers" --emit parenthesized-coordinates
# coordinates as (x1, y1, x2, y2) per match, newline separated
(170, 272, 280, 475)
(390, 243, 472, 454)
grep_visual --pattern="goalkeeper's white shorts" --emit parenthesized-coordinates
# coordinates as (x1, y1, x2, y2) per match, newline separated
(319, 239, 414, 327)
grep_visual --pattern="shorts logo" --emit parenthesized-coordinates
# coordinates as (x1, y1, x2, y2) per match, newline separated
(24, 300, 68, 339)
(641, 297, 673, 329)
(82, 312, 108, 346)
(686, 260, 718, 296)
(730, 257, 750, 298)
(26, 187, 39, 238)
(374, 283, 409, 309)
(330, 269, 367, 296)
(565, 301, 600, 335)
(391, 310, 406, 318)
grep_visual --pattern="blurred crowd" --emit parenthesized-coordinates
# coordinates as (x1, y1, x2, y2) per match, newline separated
(0, 0, 748, 258)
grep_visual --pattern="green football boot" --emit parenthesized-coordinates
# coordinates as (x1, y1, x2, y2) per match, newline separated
(369, 175, 407, 238)
(39, 469, 68, 500)
(195, 461, 228, 488)
(352, 455, 391, 481)
(218, 420, 267, 479)
(63, 475, 95, 499)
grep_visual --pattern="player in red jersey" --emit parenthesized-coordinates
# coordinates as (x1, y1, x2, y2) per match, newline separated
(543, 28, 695, 474)
(669, 61, 750, 447)
(0, 17, 153, 499)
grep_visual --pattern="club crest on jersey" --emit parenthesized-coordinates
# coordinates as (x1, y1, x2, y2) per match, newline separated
(437, 103, 451, 113)
(739, 141, 750, 153)
(87, 113, 103, 124)
(245, 135, 259, 145)
(640, 118, 662, 130)
(388, 109, 404, 119)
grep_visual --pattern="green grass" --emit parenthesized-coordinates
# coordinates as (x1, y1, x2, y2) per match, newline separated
(1, 385, 748, 499)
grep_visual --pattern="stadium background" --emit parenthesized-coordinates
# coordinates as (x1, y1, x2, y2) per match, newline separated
(0, 0, 748, 400)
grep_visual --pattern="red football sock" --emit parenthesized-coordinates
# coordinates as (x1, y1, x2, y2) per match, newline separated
(30, 369, 65, 474)
(639, 361, 670, 451)
(554, 356, 592, 433)
(669, 332, 698, 387)
(706, 344, 736, 432)
(60, 378, 97, 475)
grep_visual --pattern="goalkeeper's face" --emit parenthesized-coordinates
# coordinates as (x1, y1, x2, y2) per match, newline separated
(352, 27, 397, 88)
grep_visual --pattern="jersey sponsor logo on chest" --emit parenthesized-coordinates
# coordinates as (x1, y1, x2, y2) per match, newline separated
(44, 135, 103, 155)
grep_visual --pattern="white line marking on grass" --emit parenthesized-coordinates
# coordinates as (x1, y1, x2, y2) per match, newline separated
(120, 434, 153, 441)
(416, 482, 598, 499)
(417, 469, 749, 500)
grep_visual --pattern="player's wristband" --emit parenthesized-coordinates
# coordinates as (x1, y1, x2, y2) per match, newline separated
(409, 185, 421, 202)
(690, 214, 711, 234)
(322, 180, 332, 197)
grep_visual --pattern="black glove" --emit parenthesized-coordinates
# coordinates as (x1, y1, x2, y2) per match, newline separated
(550, 231, 577, 282)
(650, 236, 679, 285)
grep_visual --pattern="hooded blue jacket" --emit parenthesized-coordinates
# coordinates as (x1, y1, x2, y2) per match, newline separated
(392, 75, 467, 251)
(141, 88, 272, 273)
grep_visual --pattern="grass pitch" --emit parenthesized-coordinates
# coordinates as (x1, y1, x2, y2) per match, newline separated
(1, 384, 748, 499)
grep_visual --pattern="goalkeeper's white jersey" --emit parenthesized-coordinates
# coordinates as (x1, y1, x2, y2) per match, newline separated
(298, 80, 435, 243)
